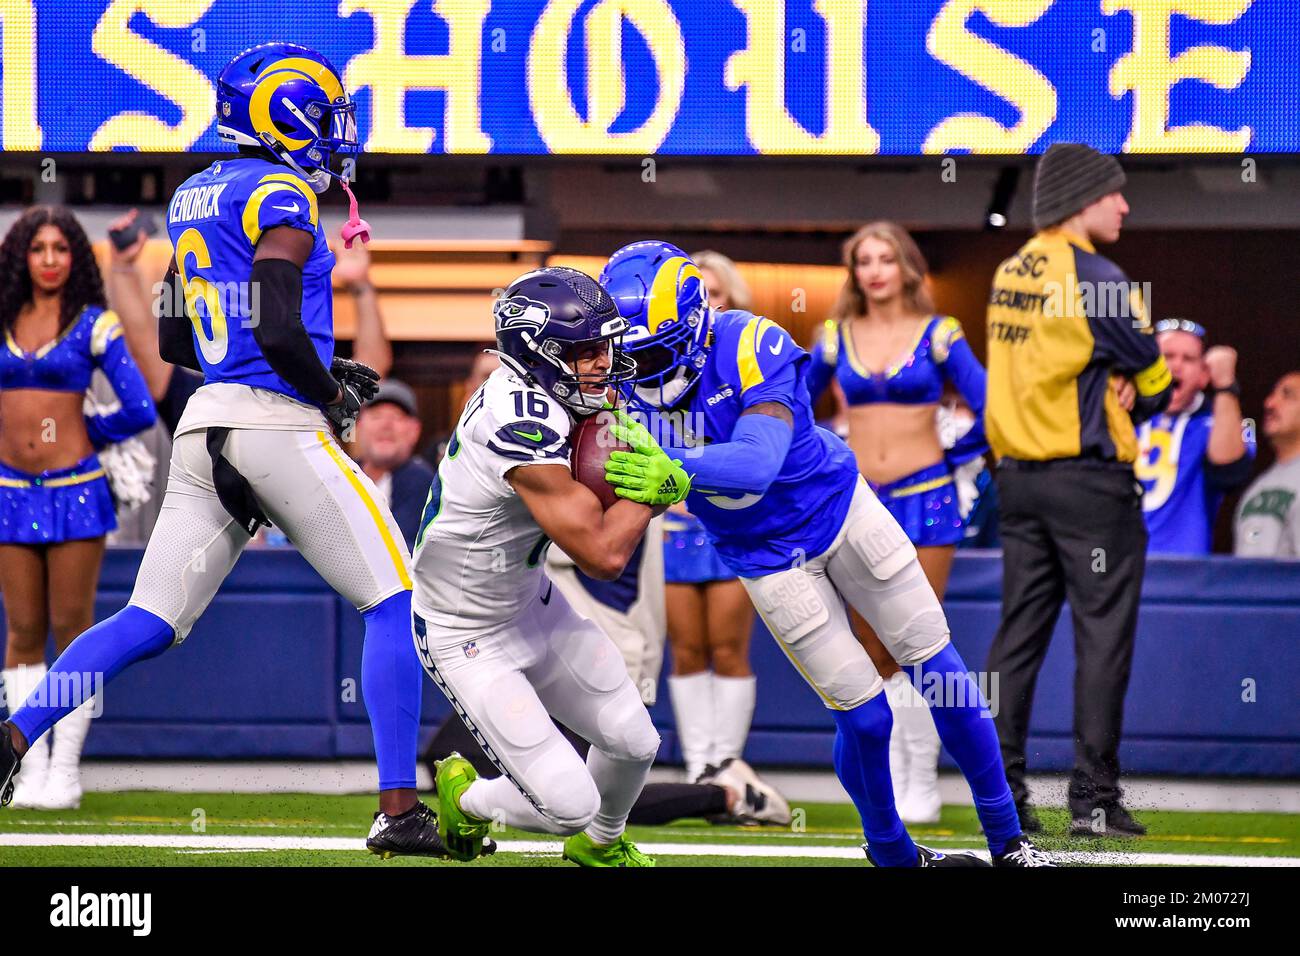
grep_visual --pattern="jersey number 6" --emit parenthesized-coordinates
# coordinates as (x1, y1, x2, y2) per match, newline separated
(176, 227, 230, 365)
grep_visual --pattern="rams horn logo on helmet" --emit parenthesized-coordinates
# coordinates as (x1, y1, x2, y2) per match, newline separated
(494, 295, 550, 334)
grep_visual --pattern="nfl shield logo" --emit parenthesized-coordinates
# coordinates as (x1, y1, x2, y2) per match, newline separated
(461, 641, 479, 659)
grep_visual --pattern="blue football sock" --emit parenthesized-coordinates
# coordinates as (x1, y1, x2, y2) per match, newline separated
(10, 605, 174, 745)
(361, 590, 422, 792)
(831, 695, 918, 867)
(910, 643, 1021, 855)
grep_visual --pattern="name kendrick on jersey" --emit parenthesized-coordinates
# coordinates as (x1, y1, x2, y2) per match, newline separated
(168, 182, 230, 223)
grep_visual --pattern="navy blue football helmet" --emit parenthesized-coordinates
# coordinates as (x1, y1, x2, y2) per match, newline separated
(493, 267, 636, 415)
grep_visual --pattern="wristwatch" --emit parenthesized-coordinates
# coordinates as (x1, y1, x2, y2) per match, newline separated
(1207, 381, 1241, 398)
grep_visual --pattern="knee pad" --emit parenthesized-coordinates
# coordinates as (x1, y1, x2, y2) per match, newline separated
(535, 771, 601, 835)
(596, 684, 661, 763)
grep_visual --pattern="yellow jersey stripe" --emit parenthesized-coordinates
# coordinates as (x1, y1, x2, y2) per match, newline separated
(738, 317, 779, 393)
(242, 174, 319, 246)
(316, 431, 413, 591)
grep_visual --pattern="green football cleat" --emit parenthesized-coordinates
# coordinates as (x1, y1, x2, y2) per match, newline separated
(434, 753, 491, 862)
(562, 832, 656, 867)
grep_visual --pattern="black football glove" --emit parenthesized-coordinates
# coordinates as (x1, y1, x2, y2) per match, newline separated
(330, 357, 381, 403)
(325, 379, 366, 435)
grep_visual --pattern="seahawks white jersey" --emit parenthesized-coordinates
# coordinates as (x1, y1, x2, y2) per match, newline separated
(412, 366, 573, 628)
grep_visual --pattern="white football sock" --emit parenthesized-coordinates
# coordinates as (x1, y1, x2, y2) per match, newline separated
(711, 674, 756, 764)
(668, 672, 715, 781)
(50, 695, 96, 775)
(3, 664, 51, 789)
(583, 746, 655, 845)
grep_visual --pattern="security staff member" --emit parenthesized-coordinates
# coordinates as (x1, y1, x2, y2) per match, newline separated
(985, 144, 1172, 838)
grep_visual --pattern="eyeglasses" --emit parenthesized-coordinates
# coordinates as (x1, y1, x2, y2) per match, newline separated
(1155, 318, 1206, 338)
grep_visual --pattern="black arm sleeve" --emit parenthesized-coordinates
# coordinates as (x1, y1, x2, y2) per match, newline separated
(249, 257, 339, 406)
(158, 267, 203, 372)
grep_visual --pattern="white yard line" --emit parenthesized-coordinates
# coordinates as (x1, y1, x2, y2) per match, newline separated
(0, 832, 1294, 866)
(74, 763, 1300, 814)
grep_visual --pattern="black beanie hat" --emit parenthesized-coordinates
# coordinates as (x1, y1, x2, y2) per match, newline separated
(1032, 143, 1127, 231)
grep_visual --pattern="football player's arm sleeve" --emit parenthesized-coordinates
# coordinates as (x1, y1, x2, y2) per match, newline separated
(157, 264, 203, 373)
(1081, 257, 1171, 424)
(934, 320, 990, 466)
(661, 362, 796, 497)
(85, 312, 157, 449)
(249, 257, 340, 406)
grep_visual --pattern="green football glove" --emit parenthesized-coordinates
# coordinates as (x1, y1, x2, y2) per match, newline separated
(606, 406, 662, 457)
(604, 449, 692, 506)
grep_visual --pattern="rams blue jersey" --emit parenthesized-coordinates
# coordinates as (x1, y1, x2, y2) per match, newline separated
(1136, 394, 1256, 554)
(669, 310, 858, 577)
(165, 157, 335, 405)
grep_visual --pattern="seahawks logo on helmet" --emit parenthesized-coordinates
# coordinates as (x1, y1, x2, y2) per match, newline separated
(493, 295, 550, 335)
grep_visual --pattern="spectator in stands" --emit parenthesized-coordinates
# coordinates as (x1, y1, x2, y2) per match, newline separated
(1136, 319, 1253, 553)
(1235, 371, 1300, 557)
(661, 251, 775, 799)
(353, 379, 435, 550)
(805, 222, 988, 824)
(984, 144, 1173, 837)
(422, 345, 498, 466)
(0, 206, 156, 809)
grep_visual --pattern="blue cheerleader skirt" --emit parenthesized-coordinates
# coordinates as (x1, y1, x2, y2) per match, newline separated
(663, 511, 736, 584)
(869, 461, 963, 548)
(0, 454, 117, 544)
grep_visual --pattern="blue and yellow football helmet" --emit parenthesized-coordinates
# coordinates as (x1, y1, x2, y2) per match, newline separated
(215, 42, 359, 194)
(599, 240, 713, 412)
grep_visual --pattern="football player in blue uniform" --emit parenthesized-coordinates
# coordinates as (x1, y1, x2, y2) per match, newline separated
(0, 43, 460, 858)
(600, 241, 1053, 866)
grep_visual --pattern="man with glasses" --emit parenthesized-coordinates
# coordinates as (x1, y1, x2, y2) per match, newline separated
(1135, 319, 1254, 554)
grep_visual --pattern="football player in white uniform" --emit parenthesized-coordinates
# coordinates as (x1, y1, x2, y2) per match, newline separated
(411, 267, 691, 866)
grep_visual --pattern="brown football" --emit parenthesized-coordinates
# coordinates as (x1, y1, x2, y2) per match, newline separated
(571, 409, 629, 510)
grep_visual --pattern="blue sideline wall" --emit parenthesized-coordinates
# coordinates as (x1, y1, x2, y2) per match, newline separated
(1, 551, 1295, 778)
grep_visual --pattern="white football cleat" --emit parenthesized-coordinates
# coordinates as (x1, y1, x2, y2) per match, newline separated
(709, 758, 792, 826)
(8, 737, 50, 810)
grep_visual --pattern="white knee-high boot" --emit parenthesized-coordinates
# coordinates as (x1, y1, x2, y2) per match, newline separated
(3, 664, 50, 809)
(883, 672, 912, 808)
(712, 674, 756, 764)
(668, 672, 715, 782)
(42, 695, 96, 810)
(891, 674, 942, 824)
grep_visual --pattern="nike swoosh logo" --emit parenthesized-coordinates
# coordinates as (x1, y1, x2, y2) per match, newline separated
(540, 582, 553, 605)
(514, 428, 543, 442)
(768, 337, 784, 355)
(272, 202, 300, 213)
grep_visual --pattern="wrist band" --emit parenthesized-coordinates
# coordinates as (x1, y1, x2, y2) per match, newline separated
(1208, 381, 1241, 398)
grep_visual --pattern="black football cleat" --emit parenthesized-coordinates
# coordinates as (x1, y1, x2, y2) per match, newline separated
(864, 843, 991, 867)
(1070, 802, 1147, 838)
(993, 834, 1056, 867)
(0, 721, 22, 808)
(367, 800, 498, 860)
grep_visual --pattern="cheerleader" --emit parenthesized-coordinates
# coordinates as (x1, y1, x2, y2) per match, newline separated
(807, 223, 988, 823)
(0, 207, 155, 808)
